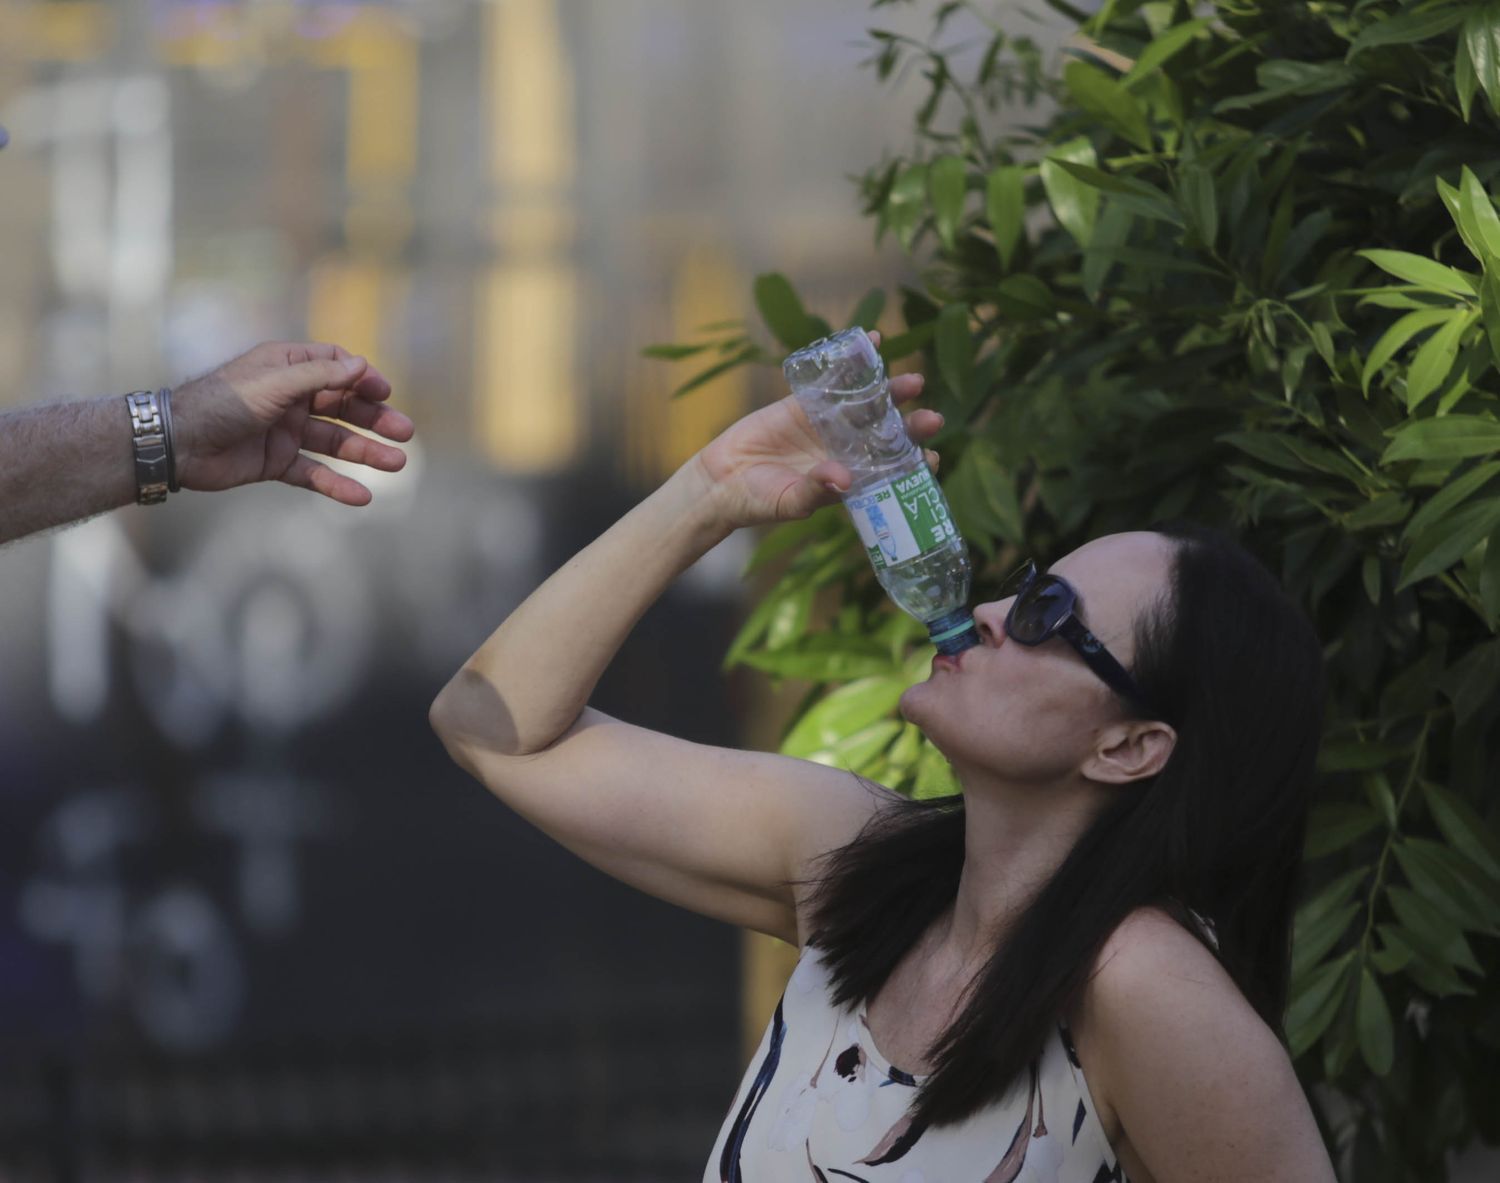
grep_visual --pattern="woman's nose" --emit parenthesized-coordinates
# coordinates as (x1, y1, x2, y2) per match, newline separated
(972, 599, 1010, 646)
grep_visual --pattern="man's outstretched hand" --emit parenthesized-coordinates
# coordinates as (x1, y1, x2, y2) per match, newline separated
(173, 341, 415, 506)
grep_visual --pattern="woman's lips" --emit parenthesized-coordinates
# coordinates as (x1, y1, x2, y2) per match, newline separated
(933, 650, 965, 674)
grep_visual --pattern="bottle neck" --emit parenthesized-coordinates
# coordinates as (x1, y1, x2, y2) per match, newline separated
(928, 608, 979, 655)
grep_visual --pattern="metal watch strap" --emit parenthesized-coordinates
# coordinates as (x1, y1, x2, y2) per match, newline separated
(156, 387, 179, 492)
(125, 390, 170, 505)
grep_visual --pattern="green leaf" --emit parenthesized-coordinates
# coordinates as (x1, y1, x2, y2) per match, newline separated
(949, 438, 1025, 546)
(1122, 18, 1212, 85)
(985, 165, 1027, 270)
(1423, 781, 1500, 880)
(1461, 167, 1500, 263)
(1363, 553, 1383, 603)
(1179, 164, 1218, 248)
(934, 303, 975, 401)
(1464, 3, 1500, 117)
(742, 514, 839, 576)
(1365, 771, 1398, 829)
(1317, 740, 1406, 773)
(1287, 952, 1356, 1058)
(913, 740, 960, 800)
(1395, 836, 1500, 933)
(929, 154, 968, 254)
(847, 288, 887, 331)
(1083, 201, 1133, 301)
(1216, 59, 1355, 111)
(1399, 495, 1500, 588)
(781, 676, 908, 758)
(1298, 866, 1371, 927)
(1436, 637, 1500, 726)
(1305, 805, 1382, 861)
(1292, 900, 1360, 980)
(1064, 60, 1151, 151)
(1387, 885, 1478, 972)
(1482, 524, 1500, 622)
(1438, 176, 1484, 265)
(1382, 416, 1500, 464)
(1219, 431, 1364, 481)
(671, 343, 762, 399)
(764, 583, 815, 651)
(1370, 931, 1413, 974)
(643, 341, 715, 360)
(876, 320, 937, 363)
(738, 634, 896, 682)
(818, 720, 904, 773)
(1361, 308, 1455, 395)
(1377, 924, 1475, 996)
(1456, 33, 1479, 122)
(1355, 969, 1395, 1077)
(1483, 270, 1500, 361)
(1041, 137, 1100, 246)
(1404, 311, 1476, 410)
(887, 162, 930, 252)
(1346, 6, 1465, 58)
(1345, 493, 1410, 531)
(1357, 249, 1479, 296)
(993, 274, 1056, 320)
(1079, 244, 1221, 277)
(1404, 460, 1500, 539)
(1048, 159, 1181, 226)
(753, 273, 827, 351)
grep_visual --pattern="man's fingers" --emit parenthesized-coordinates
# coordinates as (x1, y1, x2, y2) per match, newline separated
(279, 453, 374, 506)
(891, 372, 925, 404)
(273, 356, 370, 402)
(287, 342, 394, 401)
(311, 393, 416, 441)
(303, 419, 408, 471)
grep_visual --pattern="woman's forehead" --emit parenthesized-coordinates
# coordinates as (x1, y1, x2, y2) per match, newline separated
(1050, 533, 1175, 618)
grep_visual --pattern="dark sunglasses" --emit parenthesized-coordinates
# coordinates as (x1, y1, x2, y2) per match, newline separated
(1001, 561, 1156, 714)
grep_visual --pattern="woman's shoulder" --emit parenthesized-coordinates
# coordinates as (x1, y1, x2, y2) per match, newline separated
(1094, 904, 1230, 985)
(1078, 905, 1253, 1041)
(1067, 906, 1285, 1137)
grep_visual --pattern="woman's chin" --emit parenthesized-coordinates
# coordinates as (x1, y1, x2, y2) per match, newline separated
(897, 682, 933, 724)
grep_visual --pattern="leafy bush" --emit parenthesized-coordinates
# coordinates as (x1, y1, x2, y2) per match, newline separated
(651, 1, 1500, 1176)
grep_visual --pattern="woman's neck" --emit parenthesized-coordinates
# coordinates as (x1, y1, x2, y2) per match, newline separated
(940, 776, 1109, 973)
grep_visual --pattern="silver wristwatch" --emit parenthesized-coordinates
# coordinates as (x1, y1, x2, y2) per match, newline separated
(125, 390, 170, 505)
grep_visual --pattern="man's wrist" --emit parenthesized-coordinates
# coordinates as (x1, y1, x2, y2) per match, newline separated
(124, 390, 171, 505)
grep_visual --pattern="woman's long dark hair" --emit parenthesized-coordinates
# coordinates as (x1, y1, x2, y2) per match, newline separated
(803, 520, 1327, 1129)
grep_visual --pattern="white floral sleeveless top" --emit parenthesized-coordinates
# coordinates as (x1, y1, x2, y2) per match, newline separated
(706, 945, 1126, 1183)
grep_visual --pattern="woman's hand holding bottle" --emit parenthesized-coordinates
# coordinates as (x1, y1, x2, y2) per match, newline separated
(692, 332, 942, 531)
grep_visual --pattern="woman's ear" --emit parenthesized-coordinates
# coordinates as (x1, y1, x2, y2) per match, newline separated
(1083, 720, 1177, 785)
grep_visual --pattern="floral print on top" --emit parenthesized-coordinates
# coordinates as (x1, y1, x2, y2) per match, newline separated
(707, 944, 1127, 1183)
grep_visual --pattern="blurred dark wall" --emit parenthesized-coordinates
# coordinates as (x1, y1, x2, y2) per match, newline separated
(0, 464, 745, 1178)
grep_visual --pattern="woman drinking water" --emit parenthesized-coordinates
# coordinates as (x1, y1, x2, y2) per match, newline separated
(429, 335, 1336, 1181)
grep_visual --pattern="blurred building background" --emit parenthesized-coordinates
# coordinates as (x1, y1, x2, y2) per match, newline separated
(0, 0, 1077, 1178)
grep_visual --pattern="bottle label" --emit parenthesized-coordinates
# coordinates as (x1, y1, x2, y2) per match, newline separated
(847, 467, 957, 570)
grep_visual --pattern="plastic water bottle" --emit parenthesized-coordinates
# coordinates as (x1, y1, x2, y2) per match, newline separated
(783, 327, 979, 655)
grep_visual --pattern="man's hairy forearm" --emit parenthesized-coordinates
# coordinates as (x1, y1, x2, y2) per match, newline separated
(0, 396, 138, 545)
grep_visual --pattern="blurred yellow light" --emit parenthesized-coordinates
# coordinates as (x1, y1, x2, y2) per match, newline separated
(664, 247, 749, 474)
(0, 1, 115, 64)
(475, 262, 578, 472)
(306, 256, 407, 400)
(343, 16, 417, 189)
(487, 0, 575, 191)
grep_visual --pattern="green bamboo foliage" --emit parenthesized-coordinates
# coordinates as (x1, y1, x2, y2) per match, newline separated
(650, 3, 1500, 1176)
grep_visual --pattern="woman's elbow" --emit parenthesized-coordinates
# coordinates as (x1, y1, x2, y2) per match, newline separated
(428, 670, 525, 758)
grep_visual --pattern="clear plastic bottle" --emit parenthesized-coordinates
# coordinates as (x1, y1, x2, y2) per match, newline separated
(783, 327, 979, 655)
